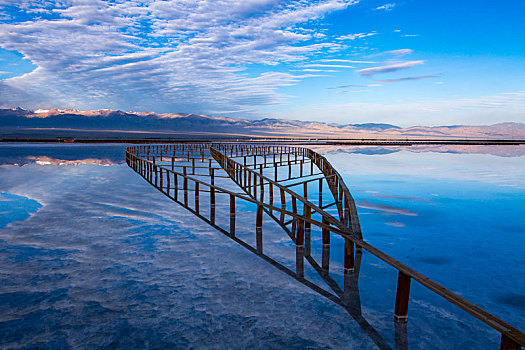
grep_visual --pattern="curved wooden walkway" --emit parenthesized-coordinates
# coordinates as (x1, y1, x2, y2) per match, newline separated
(126, 143, 524, 349)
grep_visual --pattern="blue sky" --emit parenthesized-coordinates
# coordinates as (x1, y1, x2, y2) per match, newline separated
(0, 0, 524, 126)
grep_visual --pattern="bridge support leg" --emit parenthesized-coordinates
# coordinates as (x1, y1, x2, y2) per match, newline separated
(210, 187, 216, 224)
(296, 218, 304, 278)
(344, 238, 355, 273)
(174, 174, 178, 200)
(183, 168, 188, 206)
(195, 182, 199, 214)
(304, 205, 311, 256)
(500, 334, 520, 350)
(394, 271, 411, 322)
(230, 194, 235, 237)
(256, 204, 263, 254)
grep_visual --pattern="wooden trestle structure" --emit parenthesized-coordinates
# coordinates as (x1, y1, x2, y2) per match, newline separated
(126, 143, 524, 350)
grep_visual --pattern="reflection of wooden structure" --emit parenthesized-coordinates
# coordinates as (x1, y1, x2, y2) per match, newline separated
(127, 143, 524, 349)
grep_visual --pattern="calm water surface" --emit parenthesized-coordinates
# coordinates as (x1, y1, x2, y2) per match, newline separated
(0, 143, 523, 349)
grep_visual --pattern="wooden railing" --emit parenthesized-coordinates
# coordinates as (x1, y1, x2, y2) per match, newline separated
(126, 143, 524, 349)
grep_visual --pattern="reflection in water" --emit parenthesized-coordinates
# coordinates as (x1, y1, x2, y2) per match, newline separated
(0, 192, 42, 229)
(0, 143, 523, 349)
(0, 144, 126, 166)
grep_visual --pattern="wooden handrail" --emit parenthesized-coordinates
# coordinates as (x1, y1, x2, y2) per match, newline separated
(126, 144, 525, 349)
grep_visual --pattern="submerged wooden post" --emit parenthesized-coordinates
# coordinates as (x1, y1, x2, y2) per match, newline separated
(230, 194, 235, 237)
(210, 187, 216, 224)
(304, 204, 311, 256)
(269, 183, 273, 214)
(344, 238, 355, 273)
(195, 182, 199, 214)
(280, 189, 286, 223)
(322, 216, 330, 246)
(154, 163, 158, 187)
(500, 334, 521, 350)
(183, 167, 188, 206)
(291, 196, 297, 238)
(256, 204, 263, 254)
(319, 178, 323, 207)
(166, 168, 171, 195)
(174, 173, 178, 200)
(296, 218, 304, 277)
(394, 271, 411, 321)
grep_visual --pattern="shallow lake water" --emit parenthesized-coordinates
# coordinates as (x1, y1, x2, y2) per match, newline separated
(0, 143, 523, 349)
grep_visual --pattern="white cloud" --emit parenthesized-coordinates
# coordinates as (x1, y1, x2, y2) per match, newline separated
(376, 3, 395, 11)
(356, 60, 424, 76)
(303, 64, 355, 68)
(0, 0, 359, 115)
(320, 59, 378, 63)
(338, 32, 377, 41)
(382, 49, 413, 56)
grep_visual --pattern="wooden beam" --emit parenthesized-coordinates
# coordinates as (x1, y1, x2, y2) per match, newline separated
(394, 271, 412, 321)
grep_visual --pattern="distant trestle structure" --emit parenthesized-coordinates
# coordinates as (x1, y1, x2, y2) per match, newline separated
(126, 143, 524, 350)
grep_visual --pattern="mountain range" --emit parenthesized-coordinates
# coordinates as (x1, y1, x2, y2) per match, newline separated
(1, 107, 524, 139)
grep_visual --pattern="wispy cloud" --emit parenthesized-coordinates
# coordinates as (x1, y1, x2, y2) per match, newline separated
(382, 49, 413, 56)
(356, 60, 424, 76)
(328, 83, 381, 89)
(338, 32, 377, 41)
(320, 59, 378, 63)
(376, 74, 439, 83)
(303, 64, 355, 68)
(376, 3, 395, 11)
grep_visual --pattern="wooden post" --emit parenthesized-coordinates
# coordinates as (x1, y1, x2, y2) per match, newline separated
(230, 194, 235, 237)
(344, 238, 354, 273)
(253, 172, 258, 199)
(210, 187, 216, 224)
(304, 204, 311, 256)
(280, 189, 286, 223)
(269, 183, 273, 214)
(291, 196, 297, 238)
(256, 204, 263, 254)
(259, 171, 264, 202)
(167, 169, 171, 195)
(183, 167, 188, 206)
(322, 216, 330, 246)
(274, 163, 278, 181)
(195, 182, 199, 214)
(247, 169, 251, 195)
(500, 334, 521, 350)
(394, 271, 411, 321)
(174, 174, 178, 200)
(296, 218, 304, 277)
(319, 178, 323, 207)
